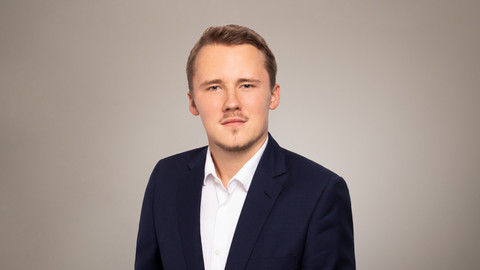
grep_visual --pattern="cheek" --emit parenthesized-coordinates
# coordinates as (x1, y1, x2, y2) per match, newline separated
(195, 99, 221, 119)
(244, 95, 271, 112)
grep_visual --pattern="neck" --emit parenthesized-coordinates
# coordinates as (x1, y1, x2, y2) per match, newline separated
(209, 134, 267, 188)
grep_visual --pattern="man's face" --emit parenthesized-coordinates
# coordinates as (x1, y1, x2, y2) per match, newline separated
(188, 44, 280, 153)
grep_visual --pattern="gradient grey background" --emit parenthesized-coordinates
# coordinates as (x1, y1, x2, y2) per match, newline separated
(1, 0, 479, 269)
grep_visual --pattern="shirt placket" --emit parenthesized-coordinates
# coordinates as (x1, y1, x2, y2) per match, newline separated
(211, 179, 230, 270)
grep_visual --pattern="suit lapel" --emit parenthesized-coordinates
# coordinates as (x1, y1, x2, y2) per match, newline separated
(225, 135, 288, 270)
(177, 148, 207, 270)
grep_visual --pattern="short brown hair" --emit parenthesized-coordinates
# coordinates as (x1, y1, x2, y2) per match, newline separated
(186, 24, 277, 92)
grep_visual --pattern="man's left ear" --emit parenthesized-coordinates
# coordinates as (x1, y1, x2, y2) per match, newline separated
(269, 84, 280, 110)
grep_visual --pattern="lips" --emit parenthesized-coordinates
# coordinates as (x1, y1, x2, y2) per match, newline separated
(221, 117, 247, 126)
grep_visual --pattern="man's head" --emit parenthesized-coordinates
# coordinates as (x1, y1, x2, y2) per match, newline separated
(187, 25, 280, 154)
(186, 24, 277, 93)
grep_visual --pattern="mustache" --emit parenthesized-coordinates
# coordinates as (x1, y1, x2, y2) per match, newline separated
(220, 113, 249, 124)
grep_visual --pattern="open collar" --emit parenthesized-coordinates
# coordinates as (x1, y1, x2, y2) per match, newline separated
(178, 134, 288, 270)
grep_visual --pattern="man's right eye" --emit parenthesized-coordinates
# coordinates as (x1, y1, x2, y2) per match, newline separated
(208, 86, 219, 91)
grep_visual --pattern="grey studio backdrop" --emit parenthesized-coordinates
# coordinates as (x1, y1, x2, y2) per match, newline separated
(1, 1, 479, 269)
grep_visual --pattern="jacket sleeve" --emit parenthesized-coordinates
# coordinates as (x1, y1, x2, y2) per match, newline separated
(301, 177, 356, 269)
(135, 167, 163, 270)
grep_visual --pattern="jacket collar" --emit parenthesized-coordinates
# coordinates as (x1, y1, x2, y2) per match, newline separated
(178, 134, 288, 270)
(225, 134, 288, 270)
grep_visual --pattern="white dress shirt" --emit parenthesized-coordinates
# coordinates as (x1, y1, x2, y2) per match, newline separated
(200, 137, 268, 270)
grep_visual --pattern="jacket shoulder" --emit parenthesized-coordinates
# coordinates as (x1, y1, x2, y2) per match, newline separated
(149, 146, 207, 179)
(276, 147, 349, 197)
(280, 147, 341, 180)
(156, 146, 206, 166)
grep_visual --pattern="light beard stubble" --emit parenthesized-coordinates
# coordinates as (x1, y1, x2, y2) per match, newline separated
(214, 128, 267, 152)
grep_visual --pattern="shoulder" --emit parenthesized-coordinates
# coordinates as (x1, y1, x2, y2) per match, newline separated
(280, 147, 341, 180)
(275, 146, 349, 199)
(150, 146, 207, 177)
(265, 135, 345, 189)
(157, 146, 206, 166)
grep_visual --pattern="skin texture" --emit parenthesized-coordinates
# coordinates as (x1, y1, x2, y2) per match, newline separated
(188, 44, 280, 186)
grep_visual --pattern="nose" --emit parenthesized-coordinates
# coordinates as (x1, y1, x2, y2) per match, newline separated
(223, 89, 240, 112)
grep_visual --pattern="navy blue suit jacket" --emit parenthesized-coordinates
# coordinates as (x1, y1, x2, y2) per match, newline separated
(135, 135, 355, 269)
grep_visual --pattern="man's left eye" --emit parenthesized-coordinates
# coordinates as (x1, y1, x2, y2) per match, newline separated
(242, 84, 253, 88)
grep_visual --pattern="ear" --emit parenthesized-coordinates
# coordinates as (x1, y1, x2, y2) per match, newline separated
(188, 92, 199, 116)
(269, 84, 280, 110)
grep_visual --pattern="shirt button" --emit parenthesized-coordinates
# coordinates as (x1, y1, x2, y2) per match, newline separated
(215, 250, 220, 255)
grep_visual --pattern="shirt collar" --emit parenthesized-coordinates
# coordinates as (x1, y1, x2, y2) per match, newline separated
(203, 136, 268, 191)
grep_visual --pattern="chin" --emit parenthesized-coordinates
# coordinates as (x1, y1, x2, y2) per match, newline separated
(214, 132, 266, 153)
(215, 141, 253, 152)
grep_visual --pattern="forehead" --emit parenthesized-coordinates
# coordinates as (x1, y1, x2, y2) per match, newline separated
(193, 44, 267, 81)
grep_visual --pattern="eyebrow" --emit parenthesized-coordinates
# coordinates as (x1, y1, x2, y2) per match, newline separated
(237, 78, 262, 84)
(199, 78, 262, 88)
(199, 79, 223, 88)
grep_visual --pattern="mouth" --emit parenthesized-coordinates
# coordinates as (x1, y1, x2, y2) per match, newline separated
(221, 117, 247, 127)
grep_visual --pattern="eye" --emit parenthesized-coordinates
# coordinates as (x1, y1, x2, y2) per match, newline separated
(207, 85, 219, 91)
(241, 84, 253, 88)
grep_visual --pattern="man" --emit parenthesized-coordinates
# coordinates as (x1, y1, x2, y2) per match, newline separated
(135, 25, 355, 270)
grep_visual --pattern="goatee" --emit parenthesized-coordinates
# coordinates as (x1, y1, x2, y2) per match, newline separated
(214, 130, 266, 153)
